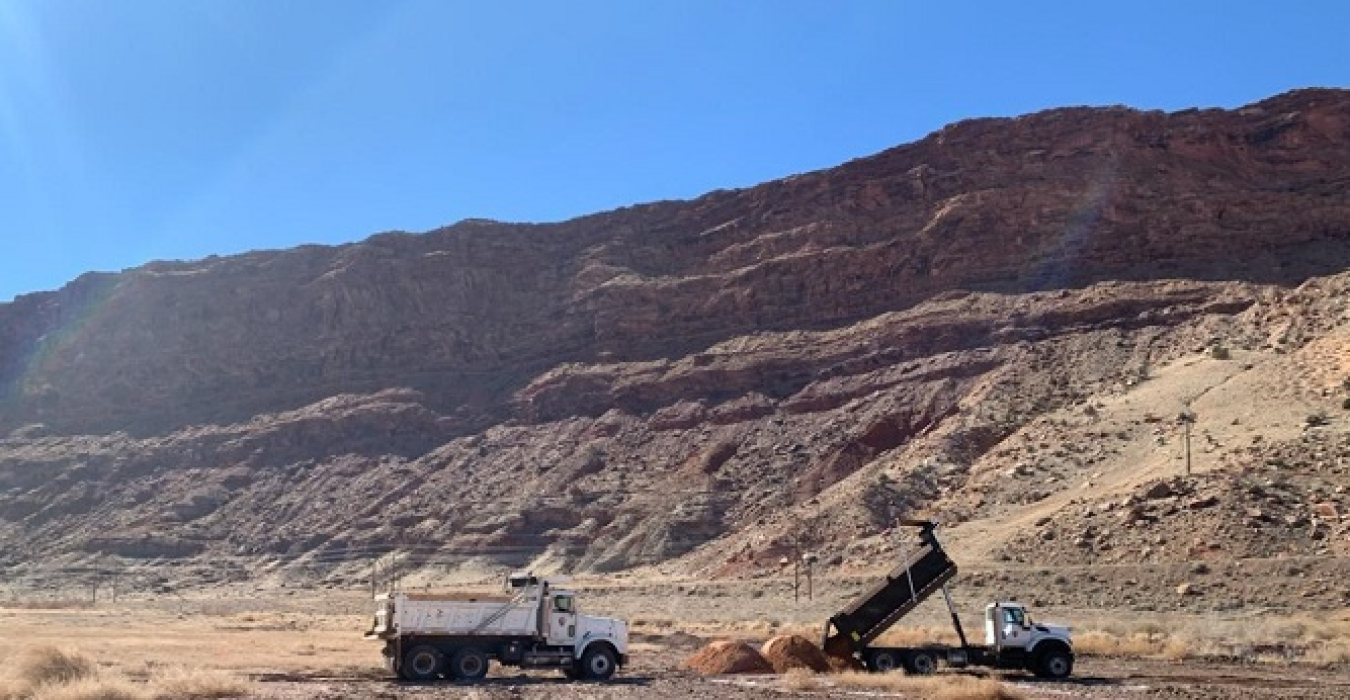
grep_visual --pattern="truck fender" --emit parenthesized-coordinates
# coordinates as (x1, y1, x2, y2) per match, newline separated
(1026, 637, 1071, 657)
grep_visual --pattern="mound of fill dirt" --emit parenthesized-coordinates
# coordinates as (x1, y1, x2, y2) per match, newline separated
(683, 640, 775, 675)
(760, 635, 831, 673)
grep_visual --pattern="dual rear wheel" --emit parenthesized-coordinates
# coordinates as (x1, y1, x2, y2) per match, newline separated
(401, 644, 618, 682)
(866, 649, 937, 675)
(398, 645, 490, 681)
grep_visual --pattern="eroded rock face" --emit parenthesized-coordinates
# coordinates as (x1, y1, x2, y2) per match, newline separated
(1, 90, 1350, 591)
(3, 89, 1349, 436)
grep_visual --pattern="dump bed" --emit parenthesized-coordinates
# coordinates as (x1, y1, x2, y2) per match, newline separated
(824, 521, 957, 654)
(369, 593, 541, 638)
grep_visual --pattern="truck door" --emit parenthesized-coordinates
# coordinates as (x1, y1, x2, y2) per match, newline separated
(993, 604, 1030, 651)
(546, 593, 577, 647)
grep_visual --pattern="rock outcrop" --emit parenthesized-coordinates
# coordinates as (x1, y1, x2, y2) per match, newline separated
(2, 89, 1348, 436)
(1, 90, 1349, 602)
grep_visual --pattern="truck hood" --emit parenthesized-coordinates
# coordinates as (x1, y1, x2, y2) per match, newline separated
(578, 614, 629, 651)
(1034, 623, 1072, 640)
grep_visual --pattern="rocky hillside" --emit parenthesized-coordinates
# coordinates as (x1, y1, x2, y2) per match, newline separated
(1, 89, 1348, 605)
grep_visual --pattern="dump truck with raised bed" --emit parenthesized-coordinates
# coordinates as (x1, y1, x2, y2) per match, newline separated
(365, 572, 629, 682)
(822, 519, 1074, 679)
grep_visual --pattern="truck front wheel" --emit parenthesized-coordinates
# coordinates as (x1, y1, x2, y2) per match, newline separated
(400, 645, 443, 681)
(579, 645, 617, 681)
(449, 647, 490, 681)
(1034, 649, 1074, 679)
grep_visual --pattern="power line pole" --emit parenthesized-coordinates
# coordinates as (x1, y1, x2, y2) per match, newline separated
(1178, 408, 1197, 476)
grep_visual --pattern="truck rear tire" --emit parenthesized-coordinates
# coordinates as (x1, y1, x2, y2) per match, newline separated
(905, 650, 937, 675)
(400, 645, 443, 681)
(867, 650, 900, 672)
(449, 647, 490, 681)
(580, 645, 617, 681)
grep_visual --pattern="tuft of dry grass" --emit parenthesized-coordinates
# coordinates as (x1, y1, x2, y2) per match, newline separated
(779, 667, 820, 691)
(1303, 639, 1350, 668)
(0, 647, 142, 700)
(146, 667, 252, 700)
(24, 677, 145, 700)
(834, 671, 1025, 699)
(0, 648, 251, 700)
(13, 647, 98, 688)
(1074, 630, 1164, 657)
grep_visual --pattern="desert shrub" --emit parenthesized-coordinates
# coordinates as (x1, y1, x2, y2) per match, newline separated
(14, 648, 97, 688)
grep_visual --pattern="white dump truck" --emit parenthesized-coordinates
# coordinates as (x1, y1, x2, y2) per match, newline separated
(823, 520, 1075, 678)
(364, 572, 629, 681)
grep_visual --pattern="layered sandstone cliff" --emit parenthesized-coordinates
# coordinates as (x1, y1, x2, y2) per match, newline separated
(1, 90, 1349, 604)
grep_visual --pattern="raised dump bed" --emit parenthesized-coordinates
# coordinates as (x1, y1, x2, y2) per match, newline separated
(822, 520, 957, 657)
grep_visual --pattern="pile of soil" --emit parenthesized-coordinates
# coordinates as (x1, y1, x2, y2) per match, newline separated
(823, 635, 865, 671)
(760, 635, 831, 673)
(682, 640, 775, 675)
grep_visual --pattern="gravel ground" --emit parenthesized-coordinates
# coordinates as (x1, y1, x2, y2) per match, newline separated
(246, 656, 1350, 699)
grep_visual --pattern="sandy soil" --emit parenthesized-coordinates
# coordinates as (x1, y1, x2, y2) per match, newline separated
(245, 657, 1350, 700)
(2, 594, 1346, 700)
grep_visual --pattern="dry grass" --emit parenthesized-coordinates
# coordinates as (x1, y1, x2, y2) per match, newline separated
(0, 646, 252, 700)
(2, 600, 96, 611)
(0, 607, 371, 675)
(1074, 630, 1166, 657)
(12, 647, 98, 687)
(145, 668, 252, 699)
(1072, 612, 1350, 666)
(23, 677, 145, 700)
(779, 668, 819, 691)
(834, 671, 1025, 699)
(0, 647, 134, 700)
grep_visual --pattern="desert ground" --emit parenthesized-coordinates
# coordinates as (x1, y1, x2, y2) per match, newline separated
(2, 579, 1347, 700)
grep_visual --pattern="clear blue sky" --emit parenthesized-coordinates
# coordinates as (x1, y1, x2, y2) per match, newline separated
(2, 1, 1347, 302)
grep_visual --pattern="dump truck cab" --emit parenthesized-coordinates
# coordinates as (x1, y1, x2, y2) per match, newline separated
(985, 602, 1071, 652)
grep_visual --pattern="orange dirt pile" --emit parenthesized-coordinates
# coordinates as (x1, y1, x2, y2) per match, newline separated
(823, 634, 865, 671)
(760, 634, 831, 673)
(682, 640, 775, 675)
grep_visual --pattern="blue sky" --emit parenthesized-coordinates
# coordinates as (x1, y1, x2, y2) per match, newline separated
(1, 1, 1347, 302)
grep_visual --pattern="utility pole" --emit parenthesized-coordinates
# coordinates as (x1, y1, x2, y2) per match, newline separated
(803, 552, 816, 601)
(1178, 408, 1197, 476)
(792, 538, 801, 603)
